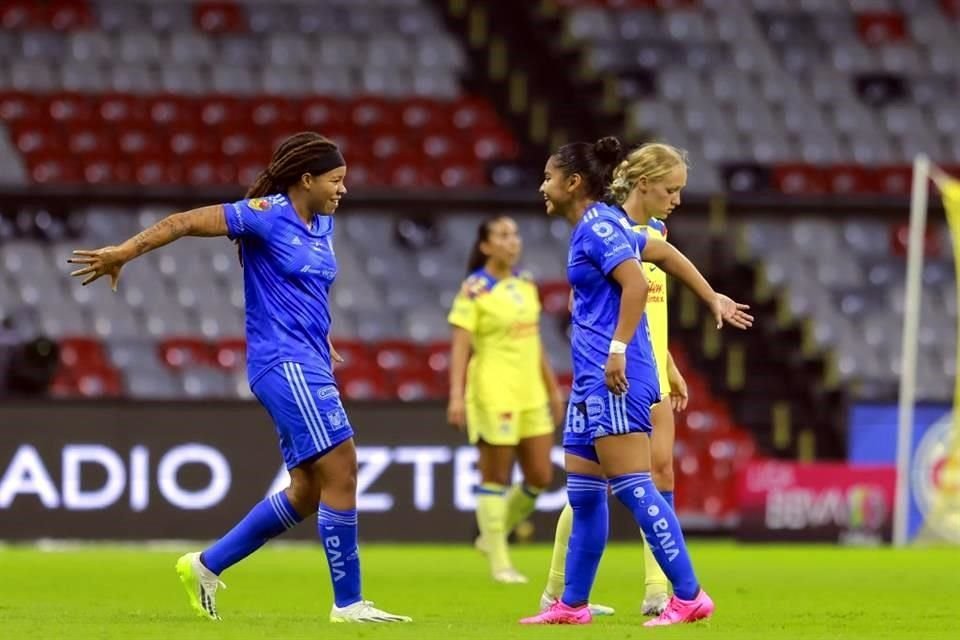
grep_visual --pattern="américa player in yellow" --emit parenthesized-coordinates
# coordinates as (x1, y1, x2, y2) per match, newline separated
(539, 143, 692, 616)
(447, 216, 565, 584)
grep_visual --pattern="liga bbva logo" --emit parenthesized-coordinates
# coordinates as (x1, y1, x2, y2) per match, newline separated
(911, 412, 960, 543)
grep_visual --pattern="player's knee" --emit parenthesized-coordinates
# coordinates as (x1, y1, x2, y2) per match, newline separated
(524, 465, 553, 490)
(286, 477, 321, 513)
(651, 463, 674, 492)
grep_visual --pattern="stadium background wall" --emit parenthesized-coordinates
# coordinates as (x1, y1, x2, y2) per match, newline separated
(0, 401, 649, 541)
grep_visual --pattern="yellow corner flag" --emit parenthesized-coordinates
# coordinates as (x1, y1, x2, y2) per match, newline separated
(922, 171, 960, 543)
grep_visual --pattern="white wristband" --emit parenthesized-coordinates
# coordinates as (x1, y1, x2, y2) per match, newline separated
(609, 340, 627, 354)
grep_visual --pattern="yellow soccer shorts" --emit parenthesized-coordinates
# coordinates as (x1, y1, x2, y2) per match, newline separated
(466, 402, 555, 446)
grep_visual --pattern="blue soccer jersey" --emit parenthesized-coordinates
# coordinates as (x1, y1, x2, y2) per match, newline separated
(566, 203, 660, 402)
(223, 193, 337, 387)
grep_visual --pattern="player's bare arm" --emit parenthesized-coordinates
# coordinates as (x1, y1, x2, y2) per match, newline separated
(640, 238, 753, 330)
(67, 205, 228, 289)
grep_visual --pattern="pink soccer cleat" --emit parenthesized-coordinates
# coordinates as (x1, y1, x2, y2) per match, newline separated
(643, 590, 715, 627)
(519, 600, 592, 625)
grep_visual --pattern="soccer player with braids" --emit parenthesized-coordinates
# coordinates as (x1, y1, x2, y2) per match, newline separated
(68, 132, 411, 623)
(538, 143, 695, 617)
(521, 136, 752, 626)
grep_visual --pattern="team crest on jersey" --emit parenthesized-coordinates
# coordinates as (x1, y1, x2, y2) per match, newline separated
(461, 274, 492, 300)
(247, 197, 272, 212)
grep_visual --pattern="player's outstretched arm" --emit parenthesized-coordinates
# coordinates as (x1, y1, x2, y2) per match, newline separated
(640, 238, 753, 330)
(67, 205, 228, 290)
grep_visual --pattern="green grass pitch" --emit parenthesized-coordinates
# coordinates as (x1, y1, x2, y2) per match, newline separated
(1, 541, 957, 639)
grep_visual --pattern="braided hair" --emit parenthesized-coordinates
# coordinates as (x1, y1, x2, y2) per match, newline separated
(245, 131, 340, 198)
(236, 132, 341, 263)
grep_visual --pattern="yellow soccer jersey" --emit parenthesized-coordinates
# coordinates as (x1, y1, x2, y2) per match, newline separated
(635, 218, 670, 395)
(447, 269, 547, 412)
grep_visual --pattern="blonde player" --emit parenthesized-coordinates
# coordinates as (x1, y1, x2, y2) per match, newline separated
(447, 216, 565, 584)
(539, 143, 691, 616)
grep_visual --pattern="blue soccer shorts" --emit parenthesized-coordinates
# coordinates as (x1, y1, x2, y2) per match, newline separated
(251, 361, 354, 469)
(562, 378, 660, 462)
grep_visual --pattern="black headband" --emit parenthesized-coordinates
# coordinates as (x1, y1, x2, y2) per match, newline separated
(306, 148, 346, 176)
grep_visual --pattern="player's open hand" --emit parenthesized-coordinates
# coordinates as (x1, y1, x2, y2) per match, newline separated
(67, 246, 130, 291)
(710, 293, 753, 330)
(667, 365, 688, 412)
(446, 397, 466, 431)
(604, 353, 628, 395)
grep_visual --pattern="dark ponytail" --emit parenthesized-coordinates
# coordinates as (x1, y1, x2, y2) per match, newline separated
(551, 135, 623, 200)
(465, 216, 505, 275)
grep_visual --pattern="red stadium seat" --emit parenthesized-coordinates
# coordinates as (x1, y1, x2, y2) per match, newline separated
(400, 99, 450, 132)
(336, 368, 392, 401)
(388, 156, 433, 188)
(424, 341, 451, 375)
(148, 95, 195, 127)
(248, 96, 299, 128)
(473, 129, 519, 161)
(438, 163, 486, 188)
(82, 154, 131, 185)
(13, 124, 57, 155)
(117, 128, 163, 157)
(194, 1, 248, 33)
(199, 96, 246, 128)
(213, 338, 246, 371)
(450, 97, 501, 132)
(371, 132, 406, 161)
(827, 165, 879, 195)
(159, 338, 213, 370)
(75, 367, 123, 398)
(856, 12, 907, 45)
(394, 368, 444, 401)
(373, 340, 424, 372)
(0, 92, 43, 123)
(350, 97, 400, 130)
(67, 127, 111, 155)
(46, 93, 95, 125)
(97, 94, 148, 126)
(43, 0, 93, 31)
(301, 97, 348, 130)
(132, 156, 183, 186)
(26, 152, 81, 184)
(59, 337, 107, 369)
(220, 131, 258, 158)
(185, 154, 237, 186)
(0, 0, 40, 28)
(49, 370, 77, 398)
(875, 165, 912, 196)
(773, 164, 829, 195)
(328, 339, 374, 372)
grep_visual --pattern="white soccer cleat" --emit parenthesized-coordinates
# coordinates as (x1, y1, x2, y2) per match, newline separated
(641, 591, 670, 616)
(493, 567, 529, 584)
(329, 600, 412, 623)
(176, 552, 226, 621)
(540, 591, 616, 617)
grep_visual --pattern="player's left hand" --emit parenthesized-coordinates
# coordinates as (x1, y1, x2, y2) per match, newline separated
(710, 294, 753, 330)
(68, 246, 129, 291)
(328, 338, 344, 365)
(667, 366, 688, 412)
(549, 392, 566, 426)
(604, 353, 628, 395)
